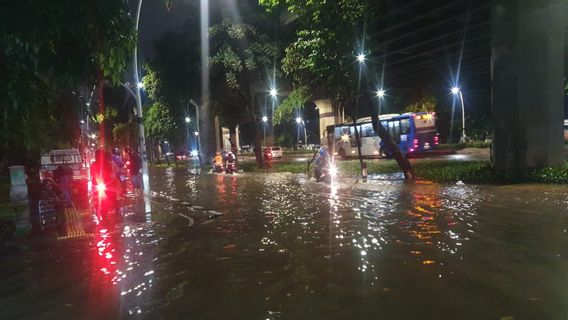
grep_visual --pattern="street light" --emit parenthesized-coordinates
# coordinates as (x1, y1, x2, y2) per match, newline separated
(269, 88, 277, 98)
(295, 117, 307, 146)
(194, 131, 199, 136)
(185, 116, 191, 123)
(262, 116, 268, 145)
(136, 82, 144, 89)
(356, 53, 366, 63)
(376, 88, 385, 115)
(451, 86, 467, 142)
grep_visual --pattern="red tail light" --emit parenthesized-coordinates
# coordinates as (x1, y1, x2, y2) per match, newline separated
(126, 161, 130, 166)
(96, 183, 106, 197)
(434, 135, 439, 145)
(413, 139, 419, 148)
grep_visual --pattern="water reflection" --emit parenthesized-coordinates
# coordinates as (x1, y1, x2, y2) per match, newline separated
(7, 168, 568, 319)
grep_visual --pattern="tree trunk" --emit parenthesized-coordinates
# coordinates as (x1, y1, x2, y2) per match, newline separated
(371, 114, 416, 181)
(0, 150, 12, 173)
(97, 69, 106, 148)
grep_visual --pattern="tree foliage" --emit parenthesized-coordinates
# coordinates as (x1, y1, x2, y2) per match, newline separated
(273, 86, 311, 124)
(261, 0, 382, 116)
(0, 0, 135, 169)
(405, 94, 438, 113)
(143, 103, 177, 141)
(209, 16, 279, 166)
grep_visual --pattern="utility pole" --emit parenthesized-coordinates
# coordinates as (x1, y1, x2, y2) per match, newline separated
(133, 0, 151, 214)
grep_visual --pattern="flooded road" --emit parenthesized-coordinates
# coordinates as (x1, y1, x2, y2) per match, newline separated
(1, 167, 568, 319)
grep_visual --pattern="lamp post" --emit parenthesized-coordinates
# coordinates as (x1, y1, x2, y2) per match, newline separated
(262, 116, 268, 145)
(269, 88, 277, 144)
(376, 89, 385, 115)
(296, 117, 302, 145)
(133, 0, 151, 214)
(353, 52, 366, 177)
(185, 116, 190, 157)
(451, 87, 466, 143)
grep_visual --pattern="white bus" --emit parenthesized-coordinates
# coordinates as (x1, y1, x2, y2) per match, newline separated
(327, 112, 440, 159)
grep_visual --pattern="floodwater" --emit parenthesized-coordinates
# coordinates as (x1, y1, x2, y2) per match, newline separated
(1, 167, 568, 319)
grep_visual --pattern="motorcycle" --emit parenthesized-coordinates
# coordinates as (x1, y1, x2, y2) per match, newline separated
(225, 161, 237, 174)
(212, 162, 224, 174)
(92, 179, 119, 218)
(314, 161, 337, 183)
(32, 179, 65, 232)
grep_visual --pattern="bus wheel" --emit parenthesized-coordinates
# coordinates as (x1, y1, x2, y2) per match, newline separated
(338, 149, 347, 160)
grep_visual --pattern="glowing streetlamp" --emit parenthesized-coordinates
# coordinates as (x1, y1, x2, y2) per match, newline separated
(451, 87, 466, 142)
(295, 117, 307, 145)
(356, 53, 366, 63)
(269, 88, 277, 98)
(262, 116, 268, 145)
(136, 82, 144, 89)
(376, 88, 385, 115)
(185, 116, 190, 123)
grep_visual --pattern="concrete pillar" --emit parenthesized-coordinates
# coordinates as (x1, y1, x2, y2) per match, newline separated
(315, 99, 343, 144)
(491, 0, 565, 169)
(221, 127, 231, 150)
(231, 125, 240, 152)
(214, 116, 221, 152)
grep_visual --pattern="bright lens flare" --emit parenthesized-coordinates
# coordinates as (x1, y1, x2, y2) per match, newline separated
(96, 182, 106, 197)
(451, 87, 460, 94)
(329, 165, 338, 177)
(356, 53, 366, 63)
(376, 89, 385, 97)
(340, 134, 350, 142)
(190, 149, 199, 158)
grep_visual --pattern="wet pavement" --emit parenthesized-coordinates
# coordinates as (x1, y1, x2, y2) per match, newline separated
(1, 167, 568, 319)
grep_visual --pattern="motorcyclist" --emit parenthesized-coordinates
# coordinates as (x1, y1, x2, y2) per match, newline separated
(225, 151, 237, 173)
(90, 149, 118, 211)
(213, 152, 223, 172)
(314, 147, 331, 182)
(111, 148, 125, 195)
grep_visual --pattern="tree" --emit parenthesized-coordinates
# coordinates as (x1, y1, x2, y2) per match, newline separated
(405, 94, 438, 113)
(261, 0, 381, 119)
(0, 0, 135, 171)
(209, 17, 279, 167)
(273, 86, 310, 124)
(262, 0, 415, 180)
(144, 102, 177, 162)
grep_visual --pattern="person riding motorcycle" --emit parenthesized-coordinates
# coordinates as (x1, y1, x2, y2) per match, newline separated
(314, 147, 332, 182)
(213, 152, 224, 173)
(90, 149, 119, 214)
(225, 151, 237, 174)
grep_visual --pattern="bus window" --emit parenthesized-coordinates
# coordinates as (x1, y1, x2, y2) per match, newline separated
(388, 120, 401, 143)
(400, 118, 411, 134)
(361, 123, 375, 137)
(349, 126, 362, 146)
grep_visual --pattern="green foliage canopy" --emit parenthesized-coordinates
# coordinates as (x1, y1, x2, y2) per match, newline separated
(0, 0, 135, 168)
